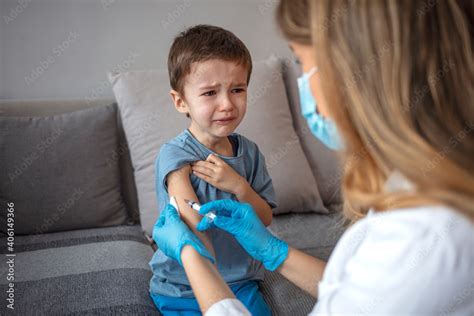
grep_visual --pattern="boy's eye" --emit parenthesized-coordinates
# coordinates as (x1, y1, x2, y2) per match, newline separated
(202, 91, 216, 97)
(231, 88, 246, 94)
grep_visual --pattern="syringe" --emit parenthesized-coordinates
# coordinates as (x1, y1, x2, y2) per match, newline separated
(184, 199, 217, 222)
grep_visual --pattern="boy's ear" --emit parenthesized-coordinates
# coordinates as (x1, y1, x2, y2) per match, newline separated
(170, 90, 189, 115)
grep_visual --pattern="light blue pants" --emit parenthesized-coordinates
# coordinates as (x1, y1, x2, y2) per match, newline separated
(150, 280, 271, 315)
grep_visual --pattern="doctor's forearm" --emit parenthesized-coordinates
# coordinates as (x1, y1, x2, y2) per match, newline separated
(181, 245, 235, 313)
(277, 247, 326, 298)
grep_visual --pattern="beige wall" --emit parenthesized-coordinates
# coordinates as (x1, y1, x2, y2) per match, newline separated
(0, 2, 4, 98)
(0, 0, 293, 100)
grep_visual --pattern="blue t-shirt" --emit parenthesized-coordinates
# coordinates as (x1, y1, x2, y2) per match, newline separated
(149, 129, 278, 298)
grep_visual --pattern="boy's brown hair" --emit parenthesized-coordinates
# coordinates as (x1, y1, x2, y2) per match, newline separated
(168, 24, 252, 97)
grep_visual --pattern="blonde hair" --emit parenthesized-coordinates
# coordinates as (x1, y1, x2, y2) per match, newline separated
(277, 0, 474, 224)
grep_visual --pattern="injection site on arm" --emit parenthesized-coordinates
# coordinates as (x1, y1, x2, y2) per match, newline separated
(165, 166, 216, 262)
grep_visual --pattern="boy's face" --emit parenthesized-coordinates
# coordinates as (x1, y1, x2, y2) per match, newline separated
(171, 59, 248, 139)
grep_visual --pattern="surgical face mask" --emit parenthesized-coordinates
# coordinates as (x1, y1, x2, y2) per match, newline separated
(297, 67, 343, 150)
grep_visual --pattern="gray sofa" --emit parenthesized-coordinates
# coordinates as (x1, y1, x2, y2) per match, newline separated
(0, 60, 347, 315)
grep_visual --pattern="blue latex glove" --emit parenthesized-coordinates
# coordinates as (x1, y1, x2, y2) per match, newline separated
(152, 204, 215, 266)
(196, 199, 289, 271)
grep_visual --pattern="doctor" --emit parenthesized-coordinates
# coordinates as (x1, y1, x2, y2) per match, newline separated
(153, 0, 474, 314)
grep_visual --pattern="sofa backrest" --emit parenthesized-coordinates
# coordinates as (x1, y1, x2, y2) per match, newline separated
(280, 61, 343, 206)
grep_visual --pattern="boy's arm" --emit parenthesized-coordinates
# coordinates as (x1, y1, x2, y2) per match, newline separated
(166, 165, 216, 262)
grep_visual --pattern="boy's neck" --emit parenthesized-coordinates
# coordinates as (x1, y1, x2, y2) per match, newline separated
(188, 125, 233, 157)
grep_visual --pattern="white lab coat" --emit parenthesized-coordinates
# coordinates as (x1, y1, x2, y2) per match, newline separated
(206, 205, 473, 315)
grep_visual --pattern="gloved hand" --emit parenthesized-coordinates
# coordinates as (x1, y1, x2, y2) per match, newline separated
(152, 204, 215, 266)
(196, 199, 288, 271)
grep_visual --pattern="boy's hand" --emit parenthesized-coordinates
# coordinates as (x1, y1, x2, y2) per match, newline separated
(191, 154, 249, 195)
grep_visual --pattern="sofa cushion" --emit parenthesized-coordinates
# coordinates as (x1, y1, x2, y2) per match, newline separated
(261, 270, 317, 315)
(0, 98, 141, 226)
(109, 57, 327, 236)
(0, 103, 129, 235)
(262, 209, 347, 315)
(268, 207, 346, 253)
(0, 224, 159, 314)
(281, 60, 344, 206)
